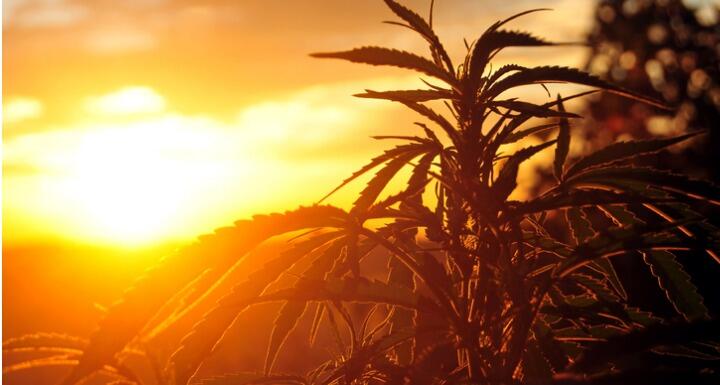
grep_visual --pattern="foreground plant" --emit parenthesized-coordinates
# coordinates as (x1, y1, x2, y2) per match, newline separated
(4, 1, 720, 385)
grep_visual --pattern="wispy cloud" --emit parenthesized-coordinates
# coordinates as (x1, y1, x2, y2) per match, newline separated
(3, 97, 44, 124)
(3, 79, 413, 243)
(83, 25, 157, 54)
(4, 0, 88, 28)
(84, 86, 166, 116)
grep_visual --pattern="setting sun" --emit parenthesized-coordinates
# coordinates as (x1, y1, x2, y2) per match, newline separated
(52, 115, 229, 244)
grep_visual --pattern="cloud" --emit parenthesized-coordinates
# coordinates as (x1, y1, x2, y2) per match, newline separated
(3, 97, 43, 124)
(4, 0, 88, 28)
(84, 86, 166, 116)
(83, 25, 157, 54)
(2, 79, 411, 243)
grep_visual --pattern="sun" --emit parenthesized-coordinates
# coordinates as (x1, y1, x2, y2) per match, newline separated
(3, 87, 240, 246)
(3, 84, 366, 246)
(56, 117, 231, 245)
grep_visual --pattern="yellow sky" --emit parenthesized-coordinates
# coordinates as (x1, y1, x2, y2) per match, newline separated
(3, 0, 596, 246)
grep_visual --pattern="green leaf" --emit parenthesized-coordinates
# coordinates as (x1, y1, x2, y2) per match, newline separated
(564, 132, 702, 178)
(311, 46, 456, 86)
(554, 94, 571, 181)
(642, 250, 709, 321)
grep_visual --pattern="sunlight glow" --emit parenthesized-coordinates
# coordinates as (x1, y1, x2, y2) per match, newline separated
(61, 120, 227, 243)
(84, 86, 166, 116)
(3, 83, 389, 246)
(4, 77, 532, 246)
(6, 115, 238, 245)
(3, 97, 43, 124)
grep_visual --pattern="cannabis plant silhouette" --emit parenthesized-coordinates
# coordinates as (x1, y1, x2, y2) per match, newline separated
(4, 1, 720, 385)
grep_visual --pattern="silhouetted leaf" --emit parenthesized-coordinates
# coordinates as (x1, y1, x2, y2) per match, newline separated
(493, 140, 556, 199)
(523, 340, 554, 382)
(485, 66, 669, 108)
(554, 95, 571, 181)
(397, 101, 459, 143)
(491, 99, 580, 118)
(354, 149, 426, 213)
(258, 278, 437, 312)
(387, 255, 416, 365)
(311, 47, 456, 86)
(3, 333, 87, 352)
(195, 373, 307, 385)
(64, 206, 348, 385)
(264, 237, 345, 374)
(570, 274, 619, 303)
(321, 142, 432, 203)
(512, 189, 664, 217)
(565, 132, 702, 177)
(355, 88, 454, 102)
(382, 0, 453, 72)
(167, 214, 349, 385)
(502, 123, 558, 144)
(559, 217, 713, 278)
(569, 319, 720, 372)
(468, 28, 557, 88)
(566, 166, 720, 205)
(486, 64, 527, 88)
(642, 250, 709, 321)
(554, 369, 720, 385)
(566, 208, 594, 244)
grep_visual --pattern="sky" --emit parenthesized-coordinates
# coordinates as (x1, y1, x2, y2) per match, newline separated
(3, 0, 598, 247)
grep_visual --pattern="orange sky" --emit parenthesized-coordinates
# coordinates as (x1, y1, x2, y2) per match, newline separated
(3, 0, 597, 246)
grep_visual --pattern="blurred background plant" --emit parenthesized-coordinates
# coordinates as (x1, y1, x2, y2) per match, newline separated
(583, 0, 720, 180)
